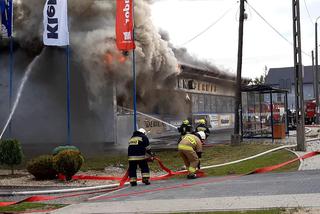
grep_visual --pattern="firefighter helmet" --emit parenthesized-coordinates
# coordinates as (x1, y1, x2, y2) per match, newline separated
(138, 128, 147, 135)
(199, 119, 206, 124)
(183, 119, 190, 125)
(197, 131, 206, 140)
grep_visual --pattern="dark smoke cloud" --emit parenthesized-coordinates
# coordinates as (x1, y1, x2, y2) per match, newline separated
(14, 0, 181, 114)
(13, 0, 233, 117)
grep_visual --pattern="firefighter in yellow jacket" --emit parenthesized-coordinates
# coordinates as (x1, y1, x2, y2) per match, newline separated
(178, 131, 206, 179)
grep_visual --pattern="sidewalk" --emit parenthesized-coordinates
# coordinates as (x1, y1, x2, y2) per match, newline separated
(52, 194, 320, 214)
(297, 140, 320, 170)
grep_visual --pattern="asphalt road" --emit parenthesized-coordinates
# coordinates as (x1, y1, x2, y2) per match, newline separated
(46, 169, 320, 213)
(2, 169, 320, 213)
(90, 170, 320, 202)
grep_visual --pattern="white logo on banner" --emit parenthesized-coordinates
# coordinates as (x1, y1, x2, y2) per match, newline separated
(43, 0, 69, 46)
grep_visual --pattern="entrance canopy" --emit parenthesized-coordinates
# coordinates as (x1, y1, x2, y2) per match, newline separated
(241, 85, 289, 139)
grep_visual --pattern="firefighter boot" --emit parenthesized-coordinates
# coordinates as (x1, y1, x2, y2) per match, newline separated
(142, 178, 151, 185)
(187, 174, 197, 179)
(130, 181, 137, 186)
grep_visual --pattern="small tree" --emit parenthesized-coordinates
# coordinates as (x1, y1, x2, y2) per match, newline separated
(27, 155, 57, 180)
(0, 139, 23, 175)
(249, 75, 266, 85)
(53, 150, 84, 181)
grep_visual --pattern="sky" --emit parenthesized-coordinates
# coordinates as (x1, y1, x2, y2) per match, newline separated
(150, 0, 320, 79)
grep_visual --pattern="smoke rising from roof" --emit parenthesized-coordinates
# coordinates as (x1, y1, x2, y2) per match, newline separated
(14, 0, 181, 114)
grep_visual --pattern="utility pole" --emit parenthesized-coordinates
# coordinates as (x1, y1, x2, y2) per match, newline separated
(313, 50, 316, 103)
(312, 50, 319, 124)
(292, 0, 305, 151)
(231, 0, 245, 146)
(315, 16, 320, 124)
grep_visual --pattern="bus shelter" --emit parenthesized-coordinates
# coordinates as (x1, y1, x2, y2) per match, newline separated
(241, 85, 289, 139)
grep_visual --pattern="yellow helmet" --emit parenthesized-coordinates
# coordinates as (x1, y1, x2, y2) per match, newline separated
(199, 119, 206, 124)
(183, 119, 190, 125)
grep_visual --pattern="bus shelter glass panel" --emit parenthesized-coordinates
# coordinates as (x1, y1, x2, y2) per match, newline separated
(242, 92, 273, 138)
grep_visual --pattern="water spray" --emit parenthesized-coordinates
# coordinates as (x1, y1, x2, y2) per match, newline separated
(0, 50, 44, 140)
(120, 106, 178, 130)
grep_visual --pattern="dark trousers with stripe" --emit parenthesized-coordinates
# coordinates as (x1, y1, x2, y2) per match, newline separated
(128, 160, 150, 182)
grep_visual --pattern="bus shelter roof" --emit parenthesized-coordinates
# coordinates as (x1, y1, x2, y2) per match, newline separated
(241, 84, 289, 93)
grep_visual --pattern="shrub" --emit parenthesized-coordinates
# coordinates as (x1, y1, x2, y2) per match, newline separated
(52, 145, 80, 156)
(27, 155, 57, 180)
(53, 150, 84, 181)
(0, 139, 23, 175)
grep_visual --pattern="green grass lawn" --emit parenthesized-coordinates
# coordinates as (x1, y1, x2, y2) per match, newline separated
(81, 143, 299, 176)
(0, 202, 65, 213)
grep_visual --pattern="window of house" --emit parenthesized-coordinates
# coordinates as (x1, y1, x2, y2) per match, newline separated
(277, 93, 282, 102)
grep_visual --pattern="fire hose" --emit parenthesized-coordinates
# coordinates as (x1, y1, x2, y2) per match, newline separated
(0, 150, 319, 207)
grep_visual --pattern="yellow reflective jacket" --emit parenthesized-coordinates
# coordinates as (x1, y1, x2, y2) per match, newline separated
(178, 134, 202, 152)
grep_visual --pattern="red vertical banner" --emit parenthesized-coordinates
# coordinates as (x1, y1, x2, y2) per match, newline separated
(116, 0, 136, 51)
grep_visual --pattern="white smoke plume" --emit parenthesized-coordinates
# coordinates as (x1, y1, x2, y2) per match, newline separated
(14, 0, 180, 113)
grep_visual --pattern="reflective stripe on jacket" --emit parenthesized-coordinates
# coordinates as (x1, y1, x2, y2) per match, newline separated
(178, 134, 202, 152)
(128, 131, 151, 160)
(128, 155, 147, 161)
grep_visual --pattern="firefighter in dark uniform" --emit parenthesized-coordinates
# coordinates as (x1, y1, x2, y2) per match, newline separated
(195, 119, 210, 139)
(178, 119, 193, 137)
(128, 128, 153, 186)
(178, 131, 206, 179)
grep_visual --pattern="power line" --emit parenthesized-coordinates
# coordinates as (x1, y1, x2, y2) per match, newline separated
(246, 2, 311, 58)
(302, 0, 314, 25)
(179, 2, 236, 47)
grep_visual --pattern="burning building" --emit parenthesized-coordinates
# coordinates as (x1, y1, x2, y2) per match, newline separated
(0, 0, 238, 156)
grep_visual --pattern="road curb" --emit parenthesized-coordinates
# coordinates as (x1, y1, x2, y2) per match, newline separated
(285, 148, 303, 170)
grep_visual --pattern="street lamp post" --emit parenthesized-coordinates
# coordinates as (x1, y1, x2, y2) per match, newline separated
(315, 16, 320, 124)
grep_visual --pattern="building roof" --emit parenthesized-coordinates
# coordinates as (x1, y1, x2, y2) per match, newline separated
(241, 84, 288, 93)
(179, 62, 236, 82)
(265, 65, 317, 85)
